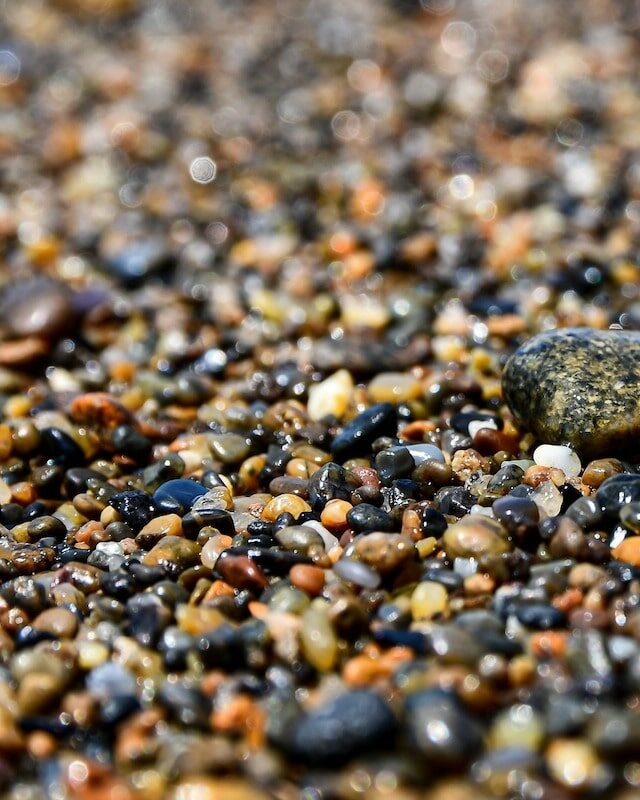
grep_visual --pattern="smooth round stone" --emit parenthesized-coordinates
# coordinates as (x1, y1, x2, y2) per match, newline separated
(533, 444, 582, 477)
(1, 278, 74, 339)
(346, 503, 394, 533)
(406, 689, 483, 767)
(443, 515, 511, 559)
(565, 495, 603, 528)
(153, 479, 207, 510)
(142, 536, 201, 571)
(86, 662, 137, 700)
(620, 502, 640, 533)
(333, 558, 381, 589)
(288, 690, 396, 765)
(492, 496, 539, 534)
(404, 443, 446, 465)
(597, 474, 640, 517)
(489, 704, 545, 752)
(411, 581, 447, 620)
(275, 525, 325, 554)
(346, 532, 416, 574)
(503, 328, 640, 457)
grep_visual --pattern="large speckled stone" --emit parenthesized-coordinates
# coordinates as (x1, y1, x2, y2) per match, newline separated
(503, 328, 640, 457)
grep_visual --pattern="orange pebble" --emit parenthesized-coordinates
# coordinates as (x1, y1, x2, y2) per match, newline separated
(613, 536, 640, 566)
(320, 499, 352, 532)
(27, 731, 57, 759)
(552, 588, 583, 613)
(290, 564, 325, 596)
(530, 631, 568, 659)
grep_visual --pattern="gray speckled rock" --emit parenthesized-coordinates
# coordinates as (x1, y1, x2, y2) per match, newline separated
(503, 327, 640, 457)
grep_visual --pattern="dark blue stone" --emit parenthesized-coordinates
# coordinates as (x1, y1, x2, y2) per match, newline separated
(153, 479, 207, 510)
(597, 473, 640, 517)
(515, 603, 566, 630)
(331, 403, 397, 462)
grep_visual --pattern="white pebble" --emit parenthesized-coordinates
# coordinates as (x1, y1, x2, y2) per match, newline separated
(468, 419, 498, 439)
(453, 557, 478, 577)
(533, 444, 581, 477)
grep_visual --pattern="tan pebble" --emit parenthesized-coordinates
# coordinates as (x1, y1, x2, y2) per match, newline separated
(368, 372, 422, 403)
(416, 537, 437, 558)
(175, 604, 225, 635)
(443, 515, 511, 558)
(289, 564, 325, 596)
(451, 449, 490, 481)
(100, 506, 121, 525)
(308, 369, 354, 421)
(285, 457, 311, 479)
(568, 563, 607, 589)
(200, 534, 233, 569)
(170, 777, 271, 800)
(545, 738, 600, 789)
(582, 458, 624, 488)
(320, 499, 352, 532)
(261, 493, 311, 522)
(18, 672, 63, 715)
(411, 581, 448, 620)
(0, 480, 11, 505)
(300, 606, 338, 672)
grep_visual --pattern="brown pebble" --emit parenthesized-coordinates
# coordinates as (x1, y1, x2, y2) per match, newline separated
(136, 513, 183, 548)
(32, 607, 79, 639)
(217, 554, 268, 592)
(69, 392, 134, 429)
(289, 564, 325, 596)
(582, 457, 624, 488)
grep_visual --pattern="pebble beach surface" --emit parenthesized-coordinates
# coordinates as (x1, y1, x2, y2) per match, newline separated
(1, 1, 640, 799)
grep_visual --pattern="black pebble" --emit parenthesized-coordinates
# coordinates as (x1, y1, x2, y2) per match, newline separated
(331, 403, 397, 462)
(287, 689, 396, 765)
(347, 503, 395, 533)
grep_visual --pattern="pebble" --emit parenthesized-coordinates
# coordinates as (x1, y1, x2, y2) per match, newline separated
(1, 279, 74, 340)
(411, 581, 448, 620)
(545, 738, 601, 790)
(288, 690, 396, 765)
(143, 536, 201, 572)
(333, 558, 381, 589)
(331, 403, 397, 463)
(406, 690, 483, 767)
(504, 328, 640, 456)
(533, 444, 582, 477)
(300, 606, 338, 672)
(153, 480, 207, 509)
(346, 503, 394, 534)
(307, 370, 354, 421)
(443, 515, 511, 559)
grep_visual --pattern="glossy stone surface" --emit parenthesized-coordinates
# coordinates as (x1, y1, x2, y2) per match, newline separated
(503, 328, 640, 456)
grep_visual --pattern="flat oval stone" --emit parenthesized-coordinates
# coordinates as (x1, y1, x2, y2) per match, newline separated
(503, 328, 640, 457)
(153, 479, 207, 509)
